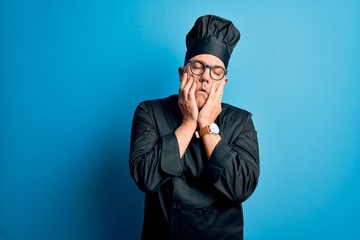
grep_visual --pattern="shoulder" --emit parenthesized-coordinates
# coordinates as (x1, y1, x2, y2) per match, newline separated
(221, 102, 252, 119)
(140, 94, 178, 108)
(135, 95, 180, 122)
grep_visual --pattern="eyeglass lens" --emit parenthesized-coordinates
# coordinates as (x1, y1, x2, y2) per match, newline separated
(189, 60, 225, 80)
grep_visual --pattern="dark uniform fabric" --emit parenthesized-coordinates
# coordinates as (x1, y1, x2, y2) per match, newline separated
(129, 94, 260, 240)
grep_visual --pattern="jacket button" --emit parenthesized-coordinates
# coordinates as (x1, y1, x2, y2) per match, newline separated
(201, 208, 208, 214)
(172, 204, 180, 210)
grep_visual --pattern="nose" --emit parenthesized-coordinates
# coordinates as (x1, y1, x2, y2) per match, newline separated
(199, 68, 211, 83)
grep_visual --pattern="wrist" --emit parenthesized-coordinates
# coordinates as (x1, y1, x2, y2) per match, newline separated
(198, 120, 214, 129)
(198, 122, 220, 137)
(182, 120, 198, 129)
(197, 118, 209, 128)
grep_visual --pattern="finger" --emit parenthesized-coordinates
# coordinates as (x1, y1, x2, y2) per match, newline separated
(215, 80, 226, 99)
(179, 72, 188, 90)
(180, 76, 193, 100)
(208, 81, 217, 99)
(188, 79, 197, 103)
(216, 79, 226, 91)
(179, 74, 191, 94)
(189, 78, 197, 96)
(183, 76, 193, 93)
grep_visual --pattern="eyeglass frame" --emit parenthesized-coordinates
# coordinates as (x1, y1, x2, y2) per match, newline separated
(185, 59, 228, 81)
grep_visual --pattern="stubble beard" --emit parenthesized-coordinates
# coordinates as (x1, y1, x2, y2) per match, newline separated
(195, 91, 208, 110)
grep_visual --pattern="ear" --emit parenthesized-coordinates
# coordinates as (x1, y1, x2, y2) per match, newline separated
(178, 67, 184, 76)
(223, 77, 229, 84)
(178, 67, 184, 80)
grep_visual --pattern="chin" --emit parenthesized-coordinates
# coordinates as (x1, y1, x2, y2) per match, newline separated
(195, 92, 207, 109)
(196, 99, 205, 110)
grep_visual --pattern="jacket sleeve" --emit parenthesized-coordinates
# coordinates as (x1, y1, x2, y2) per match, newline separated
(205, 112, 260, 203)
(129, 101, 183, 193)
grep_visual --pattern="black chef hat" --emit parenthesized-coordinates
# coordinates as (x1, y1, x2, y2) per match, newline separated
(184, 15, 240, 68)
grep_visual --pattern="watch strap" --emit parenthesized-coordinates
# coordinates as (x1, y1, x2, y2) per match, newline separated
(199, 125, 211, 137)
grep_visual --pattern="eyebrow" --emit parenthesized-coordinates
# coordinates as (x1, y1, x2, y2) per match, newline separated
(192, 59, 226, 69)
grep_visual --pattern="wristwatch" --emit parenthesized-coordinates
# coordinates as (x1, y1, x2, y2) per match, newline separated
(199, 123, 220, 137)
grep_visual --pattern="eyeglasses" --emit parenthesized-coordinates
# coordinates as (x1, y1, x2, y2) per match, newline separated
(186, 60, 227, 81)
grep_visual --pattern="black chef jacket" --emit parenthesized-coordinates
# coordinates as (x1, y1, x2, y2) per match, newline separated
(129, 94, 260, 240)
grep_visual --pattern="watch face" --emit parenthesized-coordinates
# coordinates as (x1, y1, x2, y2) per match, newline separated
(209, 123, 219, 134)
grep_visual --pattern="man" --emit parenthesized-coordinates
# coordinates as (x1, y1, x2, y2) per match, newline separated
(129, 15, 260, 240)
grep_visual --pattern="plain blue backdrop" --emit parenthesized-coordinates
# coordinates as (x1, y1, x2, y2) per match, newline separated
(1, 0, 359, 239)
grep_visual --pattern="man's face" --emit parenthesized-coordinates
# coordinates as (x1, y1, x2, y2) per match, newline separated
(179, 54, 228, 110)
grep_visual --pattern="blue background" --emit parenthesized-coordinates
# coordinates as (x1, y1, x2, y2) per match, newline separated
(1, 0, 359, 239)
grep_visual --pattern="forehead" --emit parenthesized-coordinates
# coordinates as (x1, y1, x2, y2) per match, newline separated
(190, 54, 225, 68)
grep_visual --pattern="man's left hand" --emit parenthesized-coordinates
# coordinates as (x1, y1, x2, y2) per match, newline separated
(198, 79, 227, 127)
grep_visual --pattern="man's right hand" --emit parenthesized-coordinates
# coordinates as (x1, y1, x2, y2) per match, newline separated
(178, 73, 198, 125)
(175, 73, 199, 158)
